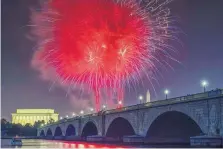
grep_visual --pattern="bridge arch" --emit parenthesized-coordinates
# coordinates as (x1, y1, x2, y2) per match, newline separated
(40, 130, 45, 136)
(54, 126, 63, 136)
(106, 117, 135, 138)
(46, 128, 53, 136)
(146, 111, 203, 142)
(65, 124, 76, 136)
(81, 121, 98, 137)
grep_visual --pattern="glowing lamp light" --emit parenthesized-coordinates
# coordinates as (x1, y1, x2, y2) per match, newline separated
(66, 115, 69, 118)
(138, 95, 144, 104)
(201, 80, 208, 92)
(102, 105, 106, 109)
(164, 89, 169, 99)
(80, 110, 84, 114)
(90, 108, 94, 112)
(60, 117, 63, 120)
(201, 80, 208, 87)
(164, 89, 169, 95)
(138, 95, 143, 100)
(118, 101, 122, 105)
(72, 113, 76, 116)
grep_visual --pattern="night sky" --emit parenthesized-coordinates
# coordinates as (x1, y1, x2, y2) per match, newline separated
(2, 0, 223, 120)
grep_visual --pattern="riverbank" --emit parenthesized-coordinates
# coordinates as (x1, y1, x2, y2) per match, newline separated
(1, 136, 38, 139)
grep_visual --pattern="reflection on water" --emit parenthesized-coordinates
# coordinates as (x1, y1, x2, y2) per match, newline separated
(1, 139, 128, 148)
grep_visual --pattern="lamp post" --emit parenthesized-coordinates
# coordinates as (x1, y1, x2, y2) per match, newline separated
(201, 80, 208, 92)
(102, 105, 106, 110)
(90, 108, 94, 113)
(164, 89, 169, 99)
(118, 101, 122, 105)
(118, 100, 122, 108)
(138, 95, 143, 104)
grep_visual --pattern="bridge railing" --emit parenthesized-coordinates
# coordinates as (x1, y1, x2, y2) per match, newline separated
(104, 88, 223, 115)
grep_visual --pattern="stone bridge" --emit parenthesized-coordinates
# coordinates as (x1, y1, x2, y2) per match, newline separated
(37, 89, 223, 143)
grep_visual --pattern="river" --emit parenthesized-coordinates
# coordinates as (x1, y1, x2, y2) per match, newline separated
(1, 139, 131, 148)
(1, 139, 191, 148)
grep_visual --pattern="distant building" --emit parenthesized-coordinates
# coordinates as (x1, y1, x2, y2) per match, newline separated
(11, 109, 58, 126)
(146, 90, 151, 102)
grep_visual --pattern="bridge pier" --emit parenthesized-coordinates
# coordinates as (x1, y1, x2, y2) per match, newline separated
(45, 136, 54, 140)
(190, 135, 222, 147)
(65, 136, 82, 141)
(123, 135, 144, 144)
(54, 136, 65, 140)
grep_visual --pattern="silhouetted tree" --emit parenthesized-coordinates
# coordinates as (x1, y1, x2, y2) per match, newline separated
(1, 119, 38, 137)
(33, 120, 45, 128)
(48, 118, 55, 124)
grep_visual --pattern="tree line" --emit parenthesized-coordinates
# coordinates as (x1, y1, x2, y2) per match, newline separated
(1, 118, 49, 137)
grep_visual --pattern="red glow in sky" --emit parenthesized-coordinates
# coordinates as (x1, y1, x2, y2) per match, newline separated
(33, 0, 153, 111)
(42, 0, 149, 88)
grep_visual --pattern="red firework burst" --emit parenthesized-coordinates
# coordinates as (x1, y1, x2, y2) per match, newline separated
(31, 0, 175, 111)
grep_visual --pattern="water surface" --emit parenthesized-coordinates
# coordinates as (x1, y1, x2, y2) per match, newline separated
(1, 139, 129, 148)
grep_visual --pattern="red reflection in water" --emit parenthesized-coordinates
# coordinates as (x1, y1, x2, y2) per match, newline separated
(55, 140, 128, 148)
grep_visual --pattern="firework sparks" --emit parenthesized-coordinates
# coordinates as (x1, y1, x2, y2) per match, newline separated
(31, 0, 178, 111)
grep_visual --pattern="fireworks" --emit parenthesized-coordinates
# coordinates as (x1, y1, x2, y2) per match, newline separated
(31, 0, 178, 111)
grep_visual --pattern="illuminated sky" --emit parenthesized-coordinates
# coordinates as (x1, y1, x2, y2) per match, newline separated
(2, 0, 223, 120)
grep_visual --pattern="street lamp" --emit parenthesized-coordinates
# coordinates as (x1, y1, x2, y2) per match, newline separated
(80, 110, 84, 115)
(66, 115, 69, 118)
(138, 95, 143, 104)
(60, 117, 63, 120)
(201, 80, 208, 92)
(72, 113, 76, 117)
(102, 105, 106, 110)
(118, 101, 122, 105)
(90, 108, 94, 112)
(164, 89, 169, 99)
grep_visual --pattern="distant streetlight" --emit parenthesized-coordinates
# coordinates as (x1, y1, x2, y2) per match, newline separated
(164, 89, 169, 99)
(118, 101, 122, 105)
(60, 117, 63, 120)
(138, 95, 143, 104)
(90, 108, 94, 112)
(72, 113, 76, 117)
(80, 110, 84, 115)
(66, 115, 69, 118)
(102, 105, 106, 110)
(201, 80, 208, 92)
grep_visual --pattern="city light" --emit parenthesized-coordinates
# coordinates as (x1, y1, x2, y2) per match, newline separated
(80, 110, 84, 115)
(118, 101, 122, 105)
(72, 113, 76, 116)
(90, 108, 94, 112)
(102, 105, 106, 109)
(66, 115, 69, 118)
(138, 95, 143, 104)
(201, 80, 208, 92)
(164, 89, 169, 99)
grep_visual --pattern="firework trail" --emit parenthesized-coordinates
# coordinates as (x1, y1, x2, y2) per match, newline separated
(30, 0, 178, 112)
